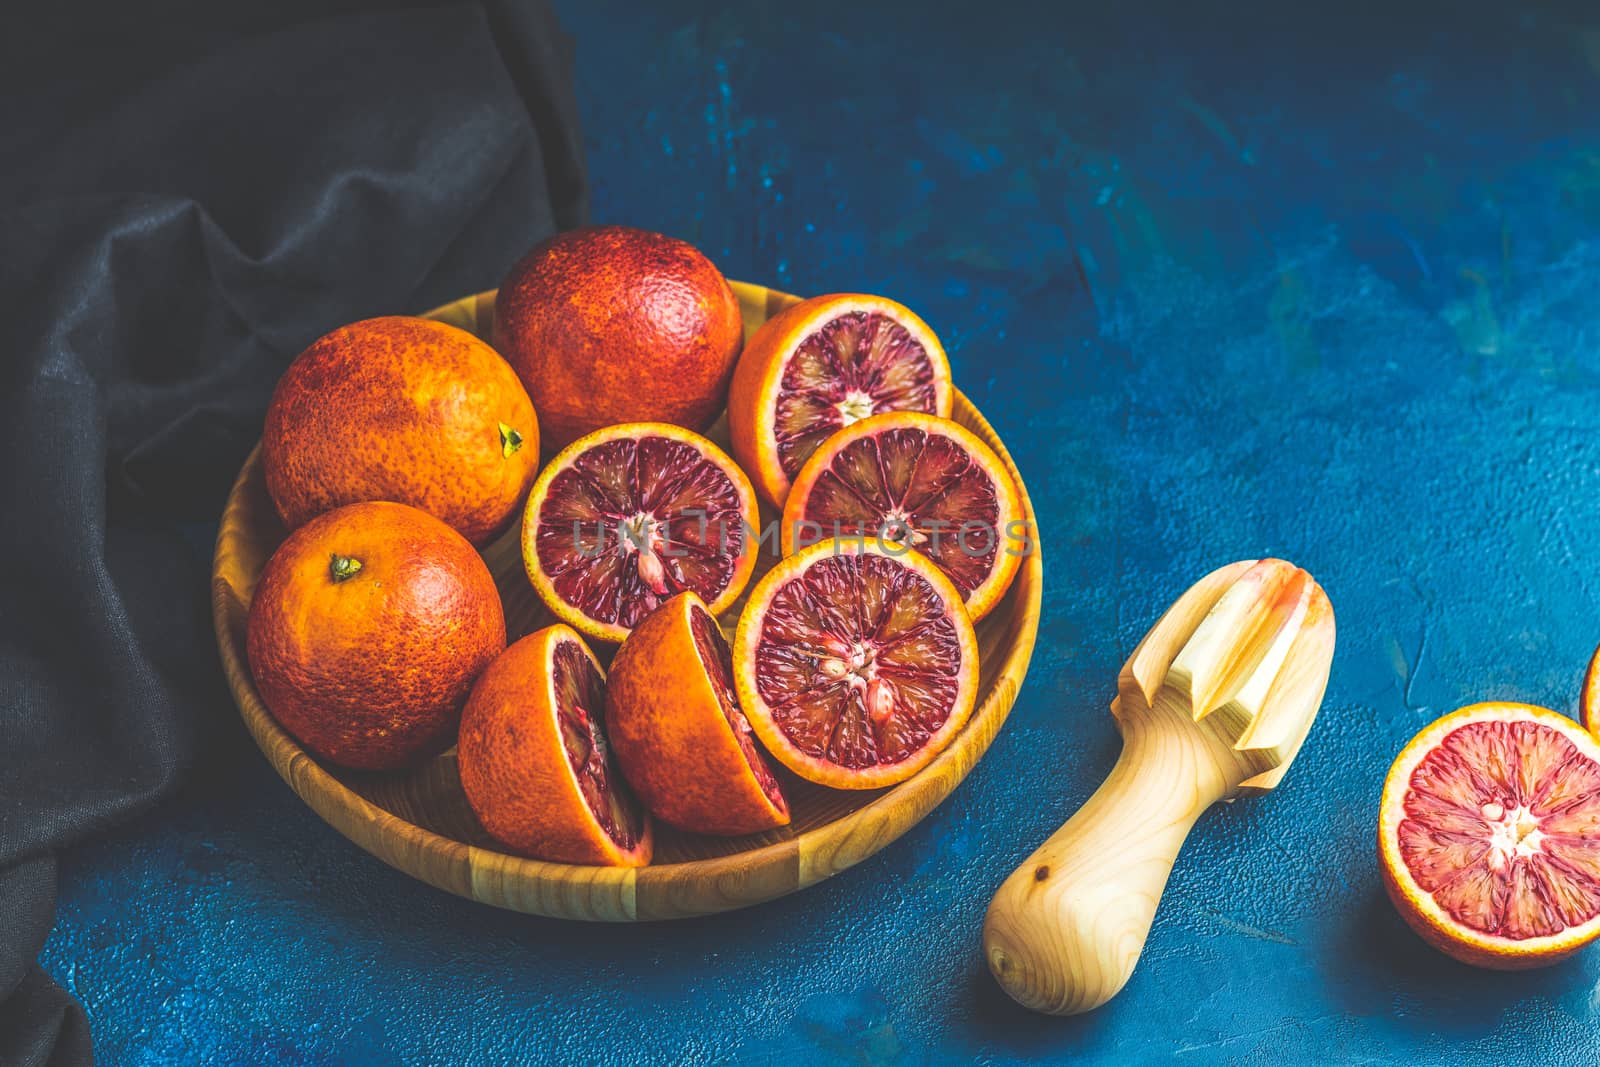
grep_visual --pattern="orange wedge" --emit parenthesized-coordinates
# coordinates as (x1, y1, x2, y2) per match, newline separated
(458, 625, 653, 866)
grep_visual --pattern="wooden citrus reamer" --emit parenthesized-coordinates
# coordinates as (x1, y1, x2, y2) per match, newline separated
(983, 558, 1335, 1015)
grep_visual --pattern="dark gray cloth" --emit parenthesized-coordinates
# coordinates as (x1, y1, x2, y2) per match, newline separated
(0, 4, 586, 1061)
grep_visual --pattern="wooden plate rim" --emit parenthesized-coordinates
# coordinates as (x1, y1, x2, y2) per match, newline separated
(211, 281, 1044, 919)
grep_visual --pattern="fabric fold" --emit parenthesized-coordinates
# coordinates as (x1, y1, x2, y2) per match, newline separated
(0, 3, 586, 1062)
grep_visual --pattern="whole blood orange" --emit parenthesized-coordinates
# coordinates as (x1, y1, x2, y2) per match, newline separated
(1378, 702, 1600, 968)
(733, 540, 978, 789)
(458, 625, 652, 866)
(780, 411, 1026, 622)
(262, 316, 539, 547)
(522, 423, 760, 644)
(245, 501, 506, 771)
(606, 593, 790, 836)
(1580, 646, 1600, 734)
(727, 293, 952, 507)
(493, 226, 744, 449)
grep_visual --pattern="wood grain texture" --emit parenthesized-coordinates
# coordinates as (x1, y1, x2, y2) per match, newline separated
(212, 281, 1043, 921)
(982, 560, 1333, 1013)
(982, 686, 1245, 1014)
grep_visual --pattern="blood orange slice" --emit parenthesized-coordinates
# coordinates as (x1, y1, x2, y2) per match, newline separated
(522, 423, 760, 644)
(606, 592, 790, 836)
(1377, 702, 1600, 968)
(727, 293, 953, 507)
(733, 540, 979, 789)
(780, 411, 1026, 622)
(1580, 646, 1600, 734)
(458, 624, 652, 866)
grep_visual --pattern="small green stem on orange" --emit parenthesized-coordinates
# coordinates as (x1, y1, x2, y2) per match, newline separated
(498, 422, 524, 458)
(329, 554, 363, 583)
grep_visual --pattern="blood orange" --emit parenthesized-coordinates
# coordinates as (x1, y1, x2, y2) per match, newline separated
(606, 592, 790, 836)
(246, 501, 505, 771)
(733, 540, 978, 789)
(727, 293, 953, 507)
(522, 423, 760, 644)
(262, 316, 539, 546)
(780, 411, 1026, 622)
(1580, 646, 1600, 734)
(493, 226, 744, 449)
(1378, 702, 1600, 968)
(458, 624, 652, 866)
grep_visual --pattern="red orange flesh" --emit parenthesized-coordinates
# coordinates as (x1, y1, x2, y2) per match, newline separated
(733, 540, 978, 789)
(727, 293, 952, 507)
(522, 423, 760, 644)
(781, 411, 1026, 621)
(1378, 702, 1600, 968)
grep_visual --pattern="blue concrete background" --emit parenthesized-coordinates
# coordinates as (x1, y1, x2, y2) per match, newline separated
(40, 1, 1600, 1062)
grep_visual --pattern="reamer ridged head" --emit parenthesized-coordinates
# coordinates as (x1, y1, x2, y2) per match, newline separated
(1112, 558, 1335, 794)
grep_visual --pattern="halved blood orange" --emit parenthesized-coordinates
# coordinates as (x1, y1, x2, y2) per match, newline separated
(606, 592, 790, 836)
(733, 540, 978, 789)
(1378, 702, 1600, 968)
(727, 293, 953, 507)
(522, 423, 760, 644)
(780, 411, 1026, 622)
(458, 624, 652, 866)
(1580, 645, 1600, 734)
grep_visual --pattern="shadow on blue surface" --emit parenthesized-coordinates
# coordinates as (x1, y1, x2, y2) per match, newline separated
(42, 1, 1600, 1062)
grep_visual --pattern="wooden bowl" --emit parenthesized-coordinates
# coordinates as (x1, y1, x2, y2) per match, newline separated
(211, 281, 1043, 921)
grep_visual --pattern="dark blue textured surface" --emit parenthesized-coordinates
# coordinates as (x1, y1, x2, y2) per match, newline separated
(40, 2, 1600, 1062)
